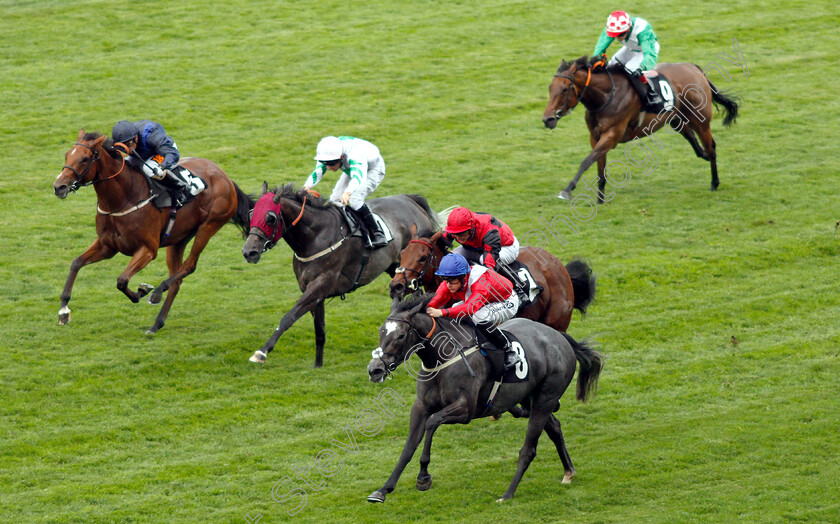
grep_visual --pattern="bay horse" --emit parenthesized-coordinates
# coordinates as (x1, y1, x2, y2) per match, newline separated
(241, 183, 438, 367)
(53, 129, 253, 334)
(543, 55, 739, 201)
(388, 228, 596, 333)
(366, 293, 603, 502)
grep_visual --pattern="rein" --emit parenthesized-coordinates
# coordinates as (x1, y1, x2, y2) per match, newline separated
(553, 60, 615, 119)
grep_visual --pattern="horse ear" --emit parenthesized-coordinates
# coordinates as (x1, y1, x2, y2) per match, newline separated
(78, 129, 85, 140)
(560, 60, 567, 70)
(261, 181, 269, 196)
(273, 191, 283, 204)
(92, 134, 106, 147)
(410, 223, 418, 238)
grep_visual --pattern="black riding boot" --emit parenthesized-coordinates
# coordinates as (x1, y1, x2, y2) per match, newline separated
(356, 203, 388, 249)
(628, 74, 662, 110)
(162, 170, 191, 207)
(495, 263, 524, 300)
(476, 322, 521, 371)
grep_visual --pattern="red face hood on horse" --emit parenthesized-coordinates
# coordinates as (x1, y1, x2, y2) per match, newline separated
(249, 192, 284, 244)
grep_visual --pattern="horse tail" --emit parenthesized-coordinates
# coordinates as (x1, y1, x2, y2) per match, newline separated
(230, 182, 256, 238)
(697, 65, 740, 127)
(565, 259, 596, 315)
(405, 194, 439, 228)
(560, 332, 603, 402)
(435, 205, 459, 230)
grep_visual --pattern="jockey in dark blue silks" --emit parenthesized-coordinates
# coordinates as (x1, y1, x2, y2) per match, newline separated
(112, 120, 191, 206)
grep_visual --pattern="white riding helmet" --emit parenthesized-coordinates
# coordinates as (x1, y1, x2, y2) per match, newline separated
(314, 136, 343, 162)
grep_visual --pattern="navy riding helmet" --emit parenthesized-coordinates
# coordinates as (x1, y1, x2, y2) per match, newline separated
(112, 121, 137, 144)
(436, 253, 470, 277)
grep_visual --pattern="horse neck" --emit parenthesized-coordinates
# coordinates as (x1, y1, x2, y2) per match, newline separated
(280, 197, 342, 254)
(91, 151, 143, 212)
(579, 70, 617, 112)
(413, 315, 476, 369)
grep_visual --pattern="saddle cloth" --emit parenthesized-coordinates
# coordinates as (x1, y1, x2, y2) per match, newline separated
(475, 329, 530, 383)
(338, 205, 394, 244)
(642, 71, 675, 113)
(150, 166, 206, 209)
(506, 260, 543, 311)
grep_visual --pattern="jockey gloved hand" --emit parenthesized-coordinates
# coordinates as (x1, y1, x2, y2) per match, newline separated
(151, 163, 165, 180)
(629, 69, 642, 79)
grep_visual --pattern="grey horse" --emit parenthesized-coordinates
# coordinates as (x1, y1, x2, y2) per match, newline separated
(366, 293, 603, 502)
(242, 183, 438, 367)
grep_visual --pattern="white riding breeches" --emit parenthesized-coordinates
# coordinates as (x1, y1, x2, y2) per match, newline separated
(609, 43, 660, 72)
(329, 159, 386, 210)
(470, 293, 520, 325)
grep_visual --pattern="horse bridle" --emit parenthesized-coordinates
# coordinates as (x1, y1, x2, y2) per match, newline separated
(552, 63, 616, 120)
(372, 315, 438, 378)
(249, 194, 311, 253)
(394, 239, 439, 293)
(62, 141, 128, 192)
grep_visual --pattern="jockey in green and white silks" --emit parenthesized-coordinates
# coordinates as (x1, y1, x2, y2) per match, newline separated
(592, 10, 663, 108)
(303, 135, 388, 248)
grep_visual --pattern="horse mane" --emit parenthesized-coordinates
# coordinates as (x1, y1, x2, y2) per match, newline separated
(270, 183, 332, 208)
(82, 131, 121, 159)
(393, 292, 436, 314)
(416, 227, 438, 239)
(557, 55, 620, 75)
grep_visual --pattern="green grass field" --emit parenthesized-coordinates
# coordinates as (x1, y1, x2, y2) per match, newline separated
(2, 0, 839, 522)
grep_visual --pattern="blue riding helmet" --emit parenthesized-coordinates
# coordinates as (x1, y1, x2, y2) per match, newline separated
(112, 121, 137, 143)
(435, 253, 470, 277)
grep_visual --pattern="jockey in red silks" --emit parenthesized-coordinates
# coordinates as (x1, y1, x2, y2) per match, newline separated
(426, 253, 521, 369)
(442, 206, 521, 285)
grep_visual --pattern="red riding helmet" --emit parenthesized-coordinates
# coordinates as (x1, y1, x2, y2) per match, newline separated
(445, 207, 474, 234)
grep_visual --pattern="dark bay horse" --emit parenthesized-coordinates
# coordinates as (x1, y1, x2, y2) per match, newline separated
(543, 56, 739, 201)
(241, 183, 438, 367)
(389, 228, 596, 333)
(53, 129, 253, 333)
(366, 293, 603, 502)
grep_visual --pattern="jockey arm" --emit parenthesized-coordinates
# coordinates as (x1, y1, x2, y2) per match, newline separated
(592, 28, 615, 57)
(479, 228, 502, 270)
(636, 27, 660, 70)
(343, 156, 368, 195)
(430, 279, 492, 318)
(304, 163, 327, 189)
(143, 124, 180, 170)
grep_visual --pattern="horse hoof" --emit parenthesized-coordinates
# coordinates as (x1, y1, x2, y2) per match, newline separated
(366, 490, 386, 503)
(562, 470, 575, 484)
(148, 292, 162, 305)
(557, 190, 572, 200)
(58, 306, 71, 325)
(145, 324, 160, 335)
(490, 414, 502, 421)
(496, 495, 511, 503)
(249, 351, 267, 364)
(416, 475, 432, 491)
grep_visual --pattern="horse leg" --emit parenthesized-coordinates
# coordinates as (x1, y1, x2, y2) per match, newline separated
(116, 245, 158, 303)
(311, 300, 326, 368)
(497, 409, 550, 502)
(146, 241, 187, 335)
(559, 131, 621, 200)
(678, 126, 708, 160)
(149, 220, 225, 304)
(58, 239, 117, 325)
(416, 397, 470, 491)
(695, 124, 719, 190)
(543, 413, 575, 484)
(250, 275, 335, 363)
(368, 402, 429, 503)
